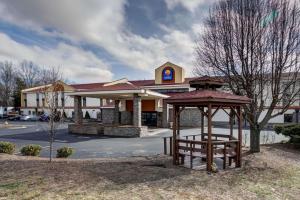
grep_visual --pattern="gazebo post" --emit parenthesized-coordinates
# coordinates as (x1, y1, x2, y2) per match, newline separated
(207, 103, 212, 172)
(229, 108, 233, 140)
(177, 106, 180, 137)
(172, 105, 178, 165)
(200, 107, 204, 141)
(237, 106, 242, 168)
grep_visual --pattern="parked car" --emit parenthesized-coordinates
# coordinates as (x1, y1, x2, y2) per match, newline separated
(8, 115, 22, 121)
(39, 114, 50, 122)
(20, 115, 39, 121)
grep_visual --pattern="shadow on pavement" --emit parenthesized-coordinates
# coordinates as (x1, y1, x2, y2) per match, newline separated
(0, 129, 113, 143)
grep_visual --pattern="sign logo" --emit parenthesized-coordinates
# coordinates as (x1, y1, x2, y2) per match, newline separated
(162, 67, 174, 81)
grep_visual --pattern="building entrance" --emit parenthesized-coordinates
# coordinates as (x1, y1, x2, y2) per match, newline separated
(142, 112, 157, 126)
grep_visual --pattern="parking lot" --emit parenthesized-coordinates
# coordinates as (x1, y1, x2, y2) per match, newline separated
(0, 120, 286, 159)
(0, 121, 174, 158)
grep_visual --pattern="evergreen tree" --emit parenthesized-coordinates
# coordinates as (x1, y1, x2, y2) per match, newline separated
(84, 111, 91, 119)
(12, 77, 26, 109)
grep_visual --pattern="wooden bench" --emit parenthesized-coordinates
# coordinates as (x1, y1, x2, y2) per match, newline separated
(176, 139, 238, 169)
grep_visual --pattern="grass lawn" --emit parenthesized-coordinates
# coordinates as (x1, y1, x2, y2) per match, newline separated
(0, 144, 299, 200)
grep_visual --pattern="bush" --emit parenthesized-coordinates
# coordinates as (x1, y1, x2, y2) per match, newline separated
(84, 111, 91, 119)
(274, 125, 284, 135)
(0, 141, 16, 154)
(274, 124, 300, 143)
(56, 147, 74, 158)
(21, 144, 42, 156)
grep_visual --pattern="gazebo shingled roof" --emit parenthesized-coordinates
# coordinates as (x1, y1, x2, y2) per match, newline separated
(189, 75, 225, 89)
(165, 90, 250, 104)
(165, 75, 251, 105)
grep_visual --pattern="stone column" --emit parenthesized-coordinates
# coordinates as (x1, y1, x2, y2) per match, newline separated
(133, 94, 142, 127)
(99, 98, 103, 121)
(162, 100, 169, 128)
(74, 96, 83, 125)
(113, 100, 120, 125)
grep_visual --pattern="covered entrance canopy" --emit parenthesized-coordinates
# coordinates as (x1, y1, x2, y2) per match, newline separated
(68, 79, 169, 137)
(165, 76, 251, 172)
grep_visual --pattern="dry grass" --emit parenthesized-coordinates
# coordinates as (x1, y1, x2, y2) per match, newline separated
(0, 144, 299, 200)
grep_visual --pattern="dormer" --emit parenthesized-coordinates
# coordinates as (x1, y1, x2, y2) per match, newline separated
(155, 62, 185, 84)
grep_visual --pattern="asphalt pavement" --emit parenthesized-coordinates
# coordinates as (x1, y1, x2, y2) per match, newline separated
(0, 121, 173, 158)
(0, 120, 285, 159)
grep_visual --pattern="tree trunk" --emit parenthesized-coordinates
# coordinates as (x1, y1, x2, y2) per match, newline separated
(250, 125, 261, 153)
(49, 132, 53, 162)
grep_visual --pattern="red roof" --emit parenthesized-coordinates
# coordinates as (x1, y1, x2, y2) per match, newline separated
(24, 77, 203, 93)
(70, 77, 197, 90)
(74, 83, 141, 92)
(70, 82, 106, 90)
(166, 90, 251, 104)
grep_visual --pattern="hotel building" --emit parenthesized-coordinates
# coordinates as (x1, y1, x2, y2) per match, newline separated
(21, 62, 299, 132)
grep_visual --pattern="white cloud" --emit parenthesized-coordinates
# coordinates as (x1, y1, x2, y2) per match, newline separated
(0, 33, 113, 83)
(0, 0, 200, 78)
(164, 0, 208, 12)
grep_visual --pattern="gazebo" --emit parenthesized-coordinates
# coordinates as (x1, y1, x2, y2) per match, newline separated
(164, 76, 251, 172)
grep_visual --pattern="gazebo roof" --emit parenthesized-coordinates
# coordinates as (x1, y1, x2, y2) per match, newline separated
(165, 89, 251, 105)
(189, 75, 224, 89)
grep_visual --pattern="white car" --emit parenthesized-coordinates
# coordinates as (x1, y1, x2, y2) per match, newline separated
(20, 115, 39, 121)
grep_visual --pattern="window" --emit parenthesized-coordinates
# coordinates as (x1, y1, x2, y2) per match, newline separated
(55, 92, 59, 107)
(282, 82, 292, 106)
(284, 114, 293, 123)
(42, 98, 45, 107)
(36, 93, 40, 107)
(83, 97, 87, 107)
(153, 88, 189, 94)
(61, 92, 65, 107)
(24, 99, 27, 107)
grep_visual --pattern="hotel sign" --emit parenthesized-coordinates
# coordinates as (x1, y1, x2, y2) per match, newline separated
(162, 67, 174, 81)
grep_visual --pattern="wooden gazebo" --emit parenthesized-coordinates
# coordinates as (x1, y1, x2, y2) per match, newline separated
(164, 76, 251, 172)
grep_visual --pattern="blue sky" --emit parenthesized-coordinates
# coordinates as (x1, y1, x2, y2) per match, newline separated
(0, 0, 215, 83)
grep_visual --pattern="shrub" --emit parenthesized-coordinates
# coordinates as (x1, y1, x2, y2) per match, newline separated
(56, 147, 74, 158)
(0, 141, 16, 154)
(273, 125, 284, 135)
(84, 111, 91, 119)
(274, 124, 300, 143)
(21, 144, 42, 156)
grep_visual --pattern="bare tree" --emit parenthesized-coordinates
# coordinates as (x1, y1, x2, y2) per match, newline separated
(40, 67, 65, 162)
(40, 67, 63, 85)
(18, 60, 41, 87)
(0, 61, 16, 106)
(195, 0, 300, 152)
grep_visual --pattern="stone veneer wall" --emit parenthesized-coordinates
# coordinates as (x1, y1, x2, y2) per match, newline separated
(68, 123, 104, 135)
(120, 111, 132, 125)
(101, 108, 202, 127)
(69, 123, 148, 137)
(102, 108, 114, 124)
(169, 108, 202, 127)
(104, 126, 148, 137)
